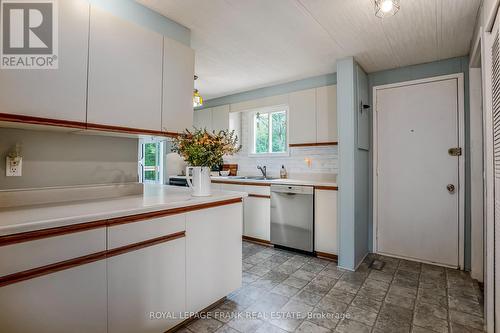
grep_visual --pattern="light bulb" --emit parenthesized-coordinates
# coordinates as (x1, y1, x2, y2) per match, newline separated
(381, 0, 393, 13)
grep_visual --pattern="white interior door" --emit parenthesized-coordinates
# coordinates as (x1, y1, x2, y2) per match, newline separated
(375, 78, 461, 267)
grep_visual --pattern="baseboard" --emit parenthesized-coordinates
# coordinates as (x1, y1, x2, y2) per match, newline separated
(242, 235, 272, 247)
(315, 251, 338, 262)
(166, 297, 227, 332)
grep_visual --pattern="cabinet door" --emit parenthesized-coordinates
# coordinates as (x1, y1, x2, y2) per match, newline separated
(0, 0, 89, 122)
(162, 37, 195, 133)
(193, 108, 212, 131)
(316, 85, 338, 142)
(314, 189, 338, 255)
(289, 88, 317, 144)
(211, 105, 230, 132)
(107, 238, 186, 333)
(244, 196, 271, 241)
(87, 5, 163, 131)
(0, 261, 107, 333)
(186, 203, 242, 313)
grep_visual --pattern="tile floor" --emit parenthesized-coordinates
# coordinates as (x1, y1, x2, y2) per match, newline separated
(179, 242, 484, 333)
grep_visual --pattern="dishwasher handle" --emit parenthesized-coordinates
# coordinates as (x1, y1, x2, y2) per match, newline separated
(271, 184, 314, 195)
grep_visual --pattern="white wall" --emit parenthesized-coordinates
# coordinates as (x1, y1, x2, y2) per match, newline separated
(0, 128, 138, 190)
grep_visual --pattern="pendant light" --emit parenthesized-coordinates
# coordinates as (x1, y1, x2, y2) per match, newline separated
(374, 0, 400, 18)
(193, 75, 203, 108)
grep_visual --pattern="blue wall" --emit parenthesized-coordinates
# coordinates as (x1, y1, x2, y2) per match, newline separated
(337, 58, 357, 270)
(90, 0, 191, 46)
(337, 58, 370, 270)
(367, 56, 471, 270)
(200, 73, 337, 109)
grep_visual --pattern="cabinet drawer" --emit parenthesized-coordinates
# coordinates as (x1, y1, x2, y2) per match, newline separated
(245, 185, 270, 196)
(0, 228, 106, 277)
(107, 214, 185, 249)
(219, 183, 246, 192)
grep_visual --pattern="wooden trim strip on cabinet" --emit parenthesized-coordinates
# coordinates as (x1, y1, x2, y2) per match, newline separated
(248, 194, 271, 199)
(289, 141, 338, 147)
(314, 186, 338, 191)
(86, 123, 180, 138)
(0, 113, 87, 130)
(0, 220, 108, 247)
(211, 180, 271, 187)
(0, 250, 107, 287)
(0, 113, 182, 137)
(0, 231, 186, 288)
(315, 251, 338, 262)
(107, 198, 243, 227)
(107, 231, 185, 258)
(0, 198, 243, 246)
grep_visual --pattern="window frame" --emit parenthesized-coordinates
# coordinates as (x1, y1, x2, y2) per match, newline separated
(138, 138, 166, 184)
(248, 105, 289, 157)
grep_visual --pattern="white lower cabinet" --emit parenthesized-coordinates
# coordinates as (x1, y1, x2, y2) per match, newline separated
(107, 238, 186, 333)
(244, 196, 271, 241)
(0, 261, 107, 333)
(186, 203, 243, 313)
(212, 183, 271, 242)
(314, 189, 338, 255)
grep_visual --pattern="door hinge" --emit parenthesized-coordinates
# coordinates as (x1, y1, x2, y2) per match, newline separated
(448, 147, 462, 156)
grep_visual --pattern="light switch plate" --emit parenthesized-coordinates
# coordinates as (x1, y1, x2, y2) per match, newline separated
(6, 156, 22, 176)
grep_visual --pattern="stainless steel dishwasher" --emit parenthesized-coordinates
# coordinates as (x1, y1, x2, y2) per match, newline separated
(270, 184, 314, 252)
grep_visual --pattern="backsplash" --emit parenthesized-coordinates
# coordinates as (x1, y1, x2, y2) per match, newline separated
(0, 128, 139, 190)
(223, 111, 338, 177)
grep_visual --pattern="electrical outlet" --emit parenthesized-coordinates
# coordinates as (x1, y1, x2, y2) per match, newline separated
(6, 156, 22, 177)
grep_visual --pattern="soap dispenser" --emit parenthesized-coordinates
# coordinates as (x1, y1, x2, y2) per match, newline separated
(280, 165, 287, 179)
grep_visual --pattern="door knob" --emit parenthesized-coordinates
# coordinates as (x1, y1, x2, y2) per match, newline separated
(447, 184, 455, 193)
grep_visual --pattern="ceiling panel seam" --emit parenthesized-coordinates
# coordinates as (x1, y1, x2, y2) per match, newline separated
(295, 0, 346, 52)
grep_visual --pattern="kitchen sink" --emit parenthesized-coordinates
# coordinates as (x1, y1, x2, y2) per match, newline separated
(226, 176, 278, 180)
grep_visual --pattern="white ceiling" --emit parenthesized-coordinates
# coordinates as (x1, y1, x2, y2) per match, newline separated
(137, 0, 481, 100)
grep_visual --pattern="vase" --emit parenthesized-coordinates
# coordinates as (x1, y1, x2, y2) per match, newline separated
(186, 166, 212, 196)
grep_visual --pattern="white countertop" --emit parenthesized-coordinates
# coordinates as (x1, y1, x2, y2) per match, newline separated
(0, 185, 247, 236)
(211, 176, 338, 188)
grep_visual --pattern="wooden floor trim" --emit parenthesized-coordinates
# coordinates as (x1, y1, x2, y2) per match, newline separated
(0, 220, 107, 247)
(242, 235, 272, 246)
(316, 251, 338, 262)
(167, 297, 227, 333)
(289, 141, 338, 147)
(0, 231, 186, 288)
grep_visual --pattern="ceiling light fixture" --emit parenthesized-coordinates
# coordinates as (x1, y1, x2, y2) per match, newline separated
(193, 75, 203, 108)
(374, 0, 400, 18)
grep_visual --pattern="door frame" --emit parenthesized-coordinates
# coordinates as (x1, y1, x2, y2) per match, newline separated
(372, 73, 465, 269)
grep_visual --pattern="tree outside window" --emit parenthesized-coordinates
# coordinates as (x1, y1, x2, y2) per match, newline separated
(253, 109, 287, 154)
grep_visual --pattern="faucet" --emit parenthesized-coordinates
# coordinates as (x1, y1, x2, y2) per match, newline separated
(257, 165, 267, 178)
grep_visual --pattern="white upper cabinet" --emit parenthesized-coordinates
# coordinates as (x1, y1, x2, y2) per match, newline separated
(0, 0, 89, 122)
(288, 88, 317, 144)
(211, 105, 230, 132)
(162, 38, 195, 134)
(316, 85, 338, 142)
(87, 5, 163, 131)
(193, 108, 213, 131)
